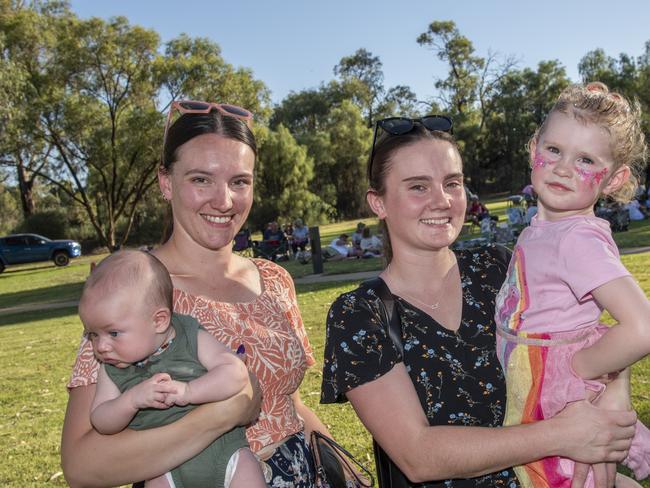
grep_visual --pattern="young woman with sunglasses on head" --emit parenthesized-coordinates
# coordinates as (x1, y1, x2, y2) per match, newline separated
(321, 116, 637, 488)
(62, 101, 331, 487)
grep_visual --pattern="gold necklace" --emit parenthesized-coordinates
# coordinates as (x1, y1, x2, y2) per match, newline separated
(386, 257, 457, 311)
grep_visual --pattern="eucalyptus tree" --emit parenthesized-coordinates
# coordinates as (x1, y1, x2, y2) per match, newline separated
(38, 15, 164, 250)
(270, 97, 371, 220)
(156, 34, 271, 121)
(252, 124, 332, 229)
(578, 48, 638, 96)
(318, 100, 372, 219)
(334, 48, 420, 126)
(2, 3, 271, 249)
(271, 50, 415, 219)
(0, 0, 68, 217)
(480, 61, 569, 192)
(417, 20, 518, 192)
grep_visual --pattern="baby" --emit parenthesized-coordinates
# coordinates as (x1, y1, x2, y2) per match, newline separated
(79, 250, 265, 488)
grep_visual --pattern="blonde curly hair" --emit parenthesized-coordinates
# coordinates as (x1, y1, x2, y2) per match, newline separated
(530, 82, 647, 203)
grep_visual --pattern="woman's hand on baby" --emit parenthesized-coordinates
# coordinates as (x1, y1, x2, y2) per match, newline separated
(195, 371, 262, 430)
(245, 372, 262, 423)
(226, 371, 261, 425)
(556, 399, 635, 464)
(127, 373, 175, 410)
(571, 461, 616, 488)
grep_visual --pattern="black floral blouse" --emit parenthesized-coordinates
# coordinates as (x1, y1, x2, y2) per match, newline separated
(321, 245, 520, 488)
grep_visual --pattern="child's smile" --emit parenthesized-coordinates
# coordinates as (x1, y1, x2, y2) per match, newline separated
(531, 112, 618, 221)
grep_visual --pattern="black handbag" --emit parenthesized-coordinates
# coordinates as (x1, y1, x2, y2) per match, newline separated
(310, 430, 374, 488)
(362, 278, 413, 488)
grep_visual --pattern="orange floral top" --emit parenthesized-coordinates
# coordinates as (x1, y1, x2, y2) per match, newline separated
(68, 259, 315, 452)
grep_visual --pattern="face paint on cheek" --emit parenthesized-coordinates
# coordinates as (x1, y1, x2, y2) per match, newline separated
(575, 167, 608, 186)
(533, 152, 553, 169)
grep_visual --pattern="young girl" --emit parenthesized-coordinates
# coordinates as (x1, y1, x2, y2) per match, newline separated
(495, 82, 650, 487)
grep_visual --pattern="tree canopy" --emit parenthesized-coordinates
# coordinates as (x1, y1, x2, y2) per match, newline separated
(1, 6, 649, 248)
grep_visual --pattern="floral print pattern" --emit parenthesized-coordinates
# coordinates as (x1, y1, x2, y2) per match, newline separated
(261, 432, 317, 488)
(172, 259, 315, 453)
(321, 245, 520, 488)
(69, 259, 316, 486)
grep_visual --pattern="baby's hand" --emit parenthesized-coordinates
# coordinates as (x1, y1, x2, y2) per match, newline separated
(163, 380, 191, 407)
(128, 373, 174, 410)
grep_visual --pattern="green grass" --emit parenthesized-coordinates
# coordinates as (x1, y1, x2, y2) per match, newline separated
(1, 208, 649, 486)
(613, 220, 650, 249)
(0, 310, 84, 486)
(0, 254, 107, 309)
(2, 253, 650, 486)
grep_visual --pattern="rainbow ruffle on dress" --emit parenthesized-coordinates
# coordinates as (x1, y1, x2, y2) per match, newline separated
(496, 247, 595, 487)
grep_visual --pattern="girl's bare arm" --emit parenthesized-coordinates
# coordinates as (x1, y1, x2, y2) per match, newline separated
(572, 276, 650, 380)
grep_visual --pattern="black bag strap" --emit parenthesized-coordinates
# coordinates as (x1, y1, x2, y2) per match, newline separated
(361, 277, 413, 488)
(362, 277, 403, 356)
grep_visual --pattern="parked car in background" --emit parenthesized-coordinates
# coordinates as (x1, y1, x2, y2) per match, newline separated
(0, 233, 82, 273)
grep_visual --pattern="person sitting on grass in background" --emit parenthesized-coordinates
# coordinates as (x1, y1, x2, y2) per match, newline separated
(359, 226, 383, 258)
(467, 195, 490, 226)
(524, 198, 538, 225)
(283, 222, 293, 237)
(322, 233, 362, 261)
(495, 82, 650, 487)
(262, 221, 285, 242)
(625, 198, 645, 221)
(259, 221, 288, 261)
(291, 218, 309, 255)
(351, 222, 366, 252)
(80, 250, 265, 488)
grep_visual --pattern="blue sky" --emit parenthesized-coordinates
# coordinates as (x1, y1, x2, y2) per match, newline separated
(69, 0, 650, 106)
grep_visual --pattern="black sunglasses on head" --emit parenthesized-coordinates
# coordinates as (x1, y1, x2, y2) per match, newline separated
(368, 115, 454, 178)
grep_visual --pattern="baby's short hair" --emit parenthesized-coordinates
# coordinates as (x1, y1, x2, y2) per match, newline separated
(83, 250, 173, 312)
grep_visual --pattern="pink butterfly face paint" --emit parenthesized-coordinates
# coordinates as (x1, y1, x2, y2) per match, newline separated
(532, 151, 552, 169)
(575, 166, 608, 186)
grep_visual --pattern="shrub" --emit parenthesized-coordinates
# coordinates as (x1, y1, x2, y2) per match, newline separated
(15, 210, 70, 239)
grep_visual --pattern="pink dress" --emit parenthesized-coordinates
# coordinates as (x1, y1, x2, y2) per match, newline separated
(69, 259, 315, 453)
(495, 215, 650, 486)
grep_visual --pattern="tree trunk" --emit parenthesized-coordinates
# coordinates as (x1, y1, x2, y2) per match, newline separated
(17, 163, 35, 218)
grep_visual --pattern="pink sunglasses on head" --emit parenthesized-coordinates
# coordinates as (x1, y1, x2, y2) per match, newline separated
(162, 100, 254, 156)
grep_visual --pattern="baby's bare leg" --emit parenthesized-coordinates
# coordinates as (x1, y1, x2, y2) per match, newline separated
(226, 448, 266, 488)
(615, 473, 643, 487)
(144, 473, 172, 488)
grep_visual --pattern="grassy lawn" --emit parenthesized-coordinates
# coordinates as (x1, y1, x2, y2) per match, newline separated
(0, 254, 106, 309)
(1, 208, 649, 486)
(2, 251, 650, 486)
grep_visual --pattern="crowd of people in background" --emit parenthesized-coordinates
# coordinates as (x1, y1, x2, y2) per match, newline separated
(252, 219, 385, 263)
(463, 173, 649, 250)
(595, 184, 650, 232)
(240, 179, 650, 264)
